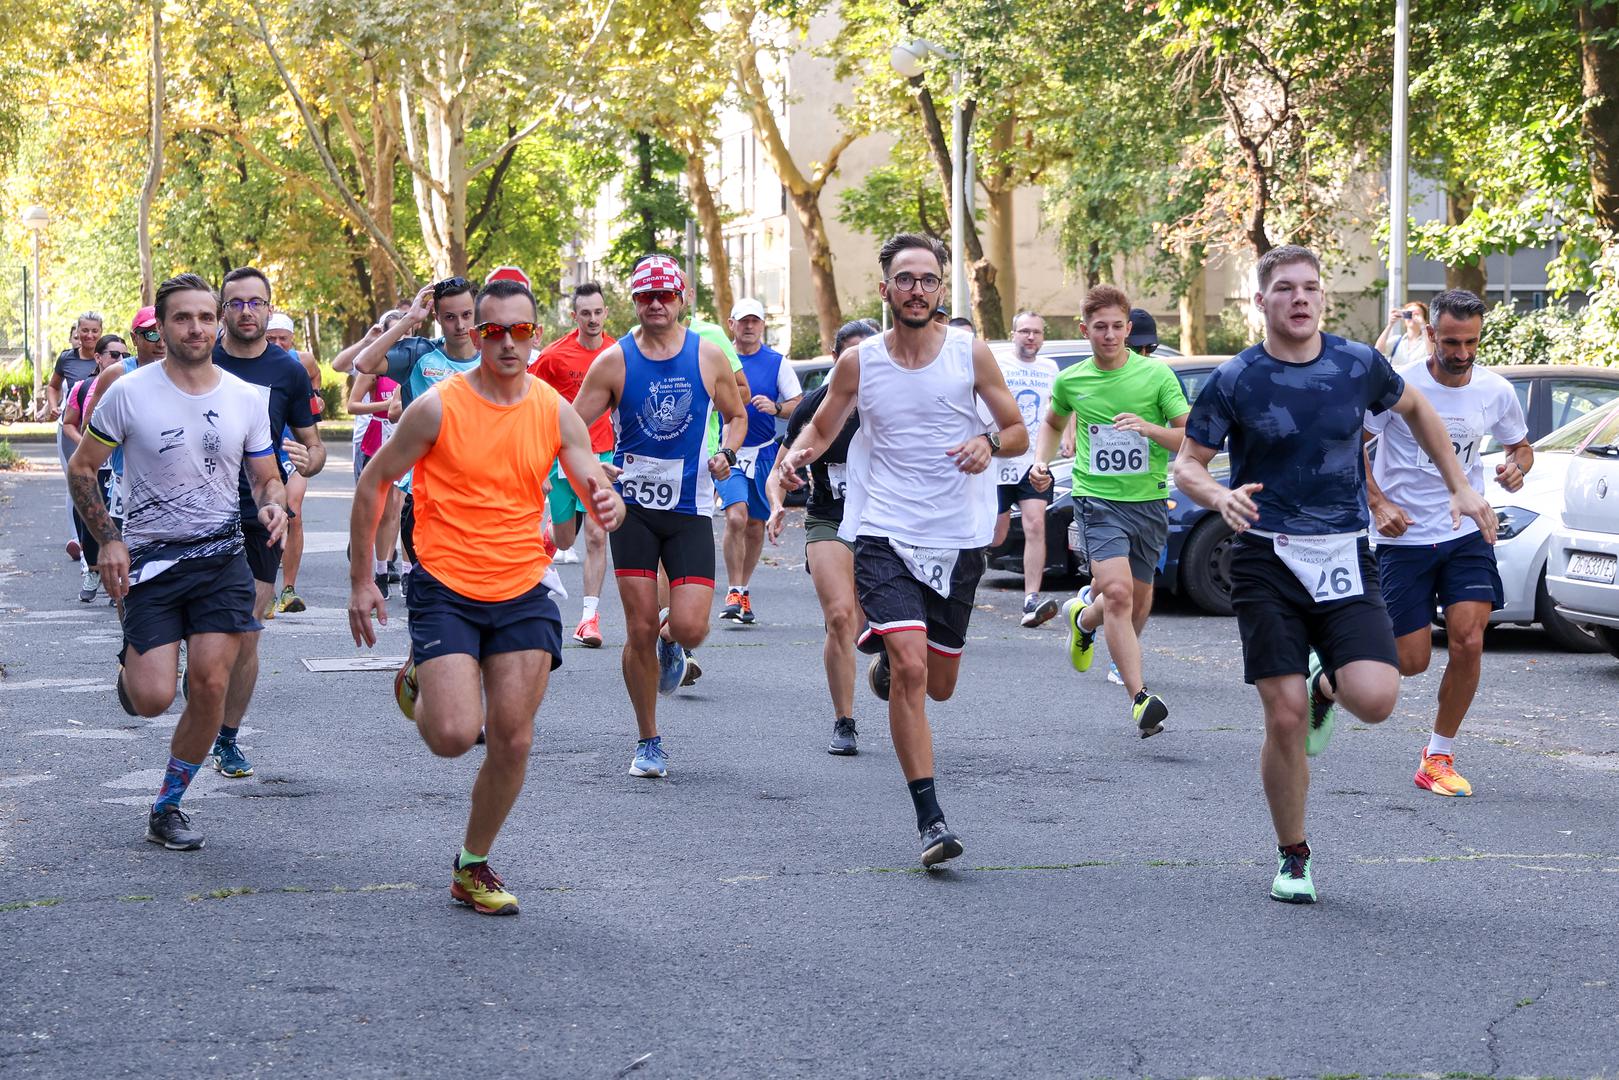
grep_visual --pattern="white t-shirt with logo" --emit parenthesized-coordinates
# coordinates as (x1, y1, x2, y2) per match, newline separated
(980, 352, 1058, 485)
(1364, 360, 1527, 546)
(87, 362, 275, 583)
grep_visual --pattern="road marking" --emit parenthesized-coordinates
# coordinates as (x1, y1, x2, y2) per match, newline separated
(0, 677, 107, 691)
(302, 656, 407, 672)
(0, 773, 51, 788)
(23, 728, 140, 740)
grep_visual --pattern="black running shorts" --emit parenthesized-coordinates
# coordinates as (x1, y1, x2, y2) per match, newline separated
(610, 504, 716, 588)
(853, 536, 986, 657)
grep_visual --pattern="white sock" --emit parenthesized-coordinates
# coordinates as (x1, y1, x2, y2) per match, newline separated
(1427, 732, 1455, 757)
(581, 595, 599, 620)
(374, 559, 386, 575)
(739, 586, 749, 595)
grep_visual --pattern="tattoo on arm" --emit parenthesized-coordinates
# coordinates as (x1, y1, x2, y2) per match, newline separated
(69, 471, 120, 545)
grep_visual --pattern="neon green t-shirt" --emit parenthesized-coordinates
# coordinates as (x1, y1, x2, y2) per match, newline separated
(1047, 350, 1189, 502)
(690, 317, 743, 457)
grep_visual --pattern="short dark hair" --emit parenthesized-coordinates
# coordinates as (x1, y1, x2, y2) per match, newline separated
(475, 278, 538, 320)
(1428, 290, 1482, 325)
(221, 266, 272, 301)
(94, 334, 126, 355)
(878, 233, 948, 277)
(572, 282, 604, 306)
(1255, 244, 1321, 290)
(1083, 285, 1131, 321)
(155, 273, 219, 321)
(948, 316, 975, 331)
(834, 318, 880, 356)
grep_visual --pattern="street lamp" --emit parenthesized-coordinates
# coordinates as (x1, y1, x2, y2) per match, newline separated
(891, 39, 968, 319)
(1387, 0, 1410, 311)
(21, 205, 49, 414)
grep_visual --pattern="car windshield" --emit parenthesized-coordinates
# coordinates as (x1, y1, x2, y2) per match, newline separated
(1581, 400, 1619, 455)
(1535, 402, 1617, 452)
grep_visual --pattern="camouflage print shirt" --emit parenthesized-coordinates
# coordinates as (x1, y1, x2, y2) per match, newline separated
(1185, 334, 1405, 536)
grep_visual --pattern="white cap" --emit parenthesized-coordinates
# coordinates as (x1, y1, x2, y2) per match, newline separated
(730, 298, 766, 321)
(266, 312, 297, 334)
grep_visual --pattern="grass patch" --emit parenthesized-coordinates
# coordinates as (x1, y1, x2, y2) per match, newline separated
(188, 886, 257, 902)
(0, 896, 62, 911)
(118, 894, 155, 903)
(0, 439, 23, 471)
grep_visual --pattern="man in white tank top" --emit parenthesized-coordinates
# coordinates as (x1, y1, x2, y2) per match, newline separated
(774, 233, 1028, 869)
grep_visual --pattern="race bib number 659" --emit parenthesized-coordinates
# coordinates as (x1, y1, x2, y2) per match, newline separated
(619, 453, 683, 511)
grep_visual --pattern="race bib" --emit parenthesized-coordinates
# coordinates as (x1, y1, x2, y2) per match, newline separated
(996, 457, 1031, 486)
(889, 539, 959, 598)
(1272, 532, 1364, 603)
(620, 453, 683, 511)
(1089, 425, 1148, 475)
(103, 470, 125, 520)
(824, 462, 848, 501)
(1418, 416, 1480, 472)
(735, 445, 762, 479)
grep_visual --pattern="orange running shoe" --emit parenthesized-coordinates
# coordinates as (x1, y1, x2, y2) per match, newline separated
(738, 592, 755, 625)
(573, 613, 603, 648)
(1414, 750, 1472, 797)
(720, 588, 743, 622)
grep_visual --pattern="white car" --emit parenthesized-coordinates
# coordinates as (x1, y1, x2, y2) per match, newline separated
(1546, 401, 1619, 659)
(1481, 405, 1618, 651)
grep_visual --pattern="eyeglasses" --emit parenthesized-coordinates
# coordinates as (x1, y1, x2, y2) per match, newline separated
(433, 276, 471, 300)
(135, 328, 161, 342)
(635, 290, 681, 305)
(223, 299, 270, 314)
(474, 321, 537, 342)
(105, 350, 131, 360)
(888, 272, 943, 294)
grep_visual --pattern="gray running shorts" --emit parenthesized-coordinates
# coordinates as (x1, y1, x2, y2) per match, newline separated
(1076, 496, 1169, 583)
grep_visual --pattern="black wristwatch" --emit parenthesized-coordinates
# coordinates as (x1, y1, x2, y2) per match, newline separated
(984, 431, 1001, 454)
(720, 447, 738, 466)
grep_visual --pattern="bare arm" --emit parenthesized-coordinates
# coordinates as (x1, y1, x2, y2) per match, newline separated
(1175, 436, 1263, 533)
(1389, 384, 1497, 541)
(66, 436, 125, 594)
(1363, 430, 1413, 538)
(774, 348, 860, 489)
(347, 374, 389, 416)
(572, 345, 626, 427)
(355, 287, 433, 375)
(1113, 410, 1188, 453)
(282, 423, 327, 479)
(331, 326, 381, 374)
(1029, 402, 1071, 492)
(46, 370, 66, 416)
(703, 341, 748, 460)
(246, 453, 289, 546)
(1494, 439, 1534, 493)
(955, 338, 1026, 474)
(555, 401, 626, 532)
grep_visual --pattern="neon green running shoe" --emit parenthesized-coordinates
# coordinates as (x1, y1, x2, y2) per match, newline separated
(1269, 846, 1317, 904)
(1063, 596, 1096, 673)
(1132, 690, 1167, 738)
(1305, 650, 1336, 757)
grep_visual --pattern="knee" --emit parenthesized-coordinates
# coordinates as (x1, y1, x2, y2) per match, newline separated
(669, 612, 708, 648)
(1100, 581, 1133, 613)
(724, 505, 747, 529)
(1449, 627, 1485, 660)
(483, 722, 533, 764)
(825, 603, 860, 643)
(1359, 683, 1400, 724)
(1264, 707, 1309, 747)
(926, 673, 959, 702)
(129, 684, 177, 718)
(420, 722, 479, 758)
(1024, 514, 1046, 542)
(1398, 653, 1430, 678)
(888, 648, 928, 689)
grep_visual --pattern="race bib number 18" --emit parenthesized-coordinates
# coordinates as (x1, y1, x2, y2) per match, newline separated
(619, 453, 683, 511)
(889, 540, 959, 598)
(1089, 426, 1148, 475)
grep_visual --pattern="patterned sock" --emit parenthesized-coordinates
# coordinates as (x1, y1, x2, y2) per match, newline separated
(457, 848, 488, 871)
(153, 755, 202, 813)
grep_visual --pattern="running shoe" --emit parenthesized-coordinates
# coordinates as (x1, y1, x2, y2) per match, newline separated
(1269, 847, 1317, 904)
(829, 717, 859, 756)
(451, 858, 519, 916)
(375, 572, 391, 600)
(1305, 650, 1336, 757)
(1063, 597, 1096, 673)
(116, 665, 138, 717)
(630, 735, 668, 778)
(739, 593, 756, 624)
(1414, 751, 1472, 797)
(262, 598, 276, 621)
(867, 651, 890, 702)
(1107, 662, 1124, 686)
(387, 559, 401, 584)
(276, 585, 306, 614)
(657, 636, 687, 695)
(920, 820, 963, 868)
(66, 539, 83, 561)
(79, 567, 99, 603)
(720, 588, 744, 622)
(555, 547, 580, 565)
(394, 652, 418, 721)
(210, 738, 254, 778)
(146, 806, 204, 851)
(573, 613, 603, 648)
(1132, 690, 1167, 738)
(681, 648, 702, 687)
(1021, 594, 1059, 628)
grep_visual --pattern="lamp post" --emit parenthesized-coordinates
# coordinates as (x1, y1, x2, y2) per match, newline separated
(1388, 0, 1410, 311)
(891, 39, 968, 318)
(21, 205, 48, 413)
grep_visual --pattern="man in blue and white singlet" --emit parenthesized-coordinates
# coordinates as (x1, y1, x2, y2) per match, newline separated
(574, 255, 748, 780)
(775, 233, 1028, 870)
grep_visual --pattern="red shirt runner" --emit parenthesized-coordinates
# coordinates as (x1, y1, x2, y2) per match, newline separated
(530, 329, 616, 454)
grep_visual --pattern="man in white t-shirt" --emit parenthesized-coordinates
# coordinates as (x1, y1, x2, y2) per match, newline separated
(988, 311, 1061, 626)
(1364, 288, 1533, 799)
(68, 273, 288, 852)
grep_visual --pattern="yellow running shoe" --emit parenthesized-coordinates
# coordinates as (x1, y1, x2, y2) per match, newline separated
(1414, 751, 1472, 797)
(451, 859, 519, 916)
(1063, 596, 1096, 673)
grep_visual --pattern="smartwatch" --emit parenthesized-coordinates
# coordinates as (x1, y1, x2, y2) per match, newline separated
(721, 447, 738, 467)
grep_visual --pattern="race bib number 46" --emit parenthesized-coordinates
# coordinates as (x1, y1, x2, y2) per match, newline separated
(1273, 532, 1365, 603)
(1089, 426, 1148, 475)
(619, 453, 683, 510)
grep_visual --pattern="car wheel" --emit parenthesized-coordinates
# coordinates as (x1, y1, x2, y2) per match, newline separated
(1534, 570, 1606, 653)
(1596, 626, 1619, 660)
(1180, 517, 1236, 616)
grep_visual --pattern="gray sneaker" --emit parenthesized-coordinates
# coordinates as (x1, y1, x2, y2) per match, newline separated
(146, 806, 204, 851)
(1021, 594, 1059, 627)
(828, 717, 859, 756)
(79, 567, 99, 603)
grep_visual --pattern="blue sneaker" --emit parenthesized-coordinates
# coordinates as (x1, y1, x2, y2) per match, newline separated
(1107, 662, 1124, 686)
(657, 636, 688, 696)
(210, 738, 254, 778)
(630, 736, 668, 778)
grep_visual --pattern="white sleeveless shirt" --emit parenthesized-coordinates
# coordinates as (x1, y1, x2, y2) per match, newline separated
(838, 327, 997, 549)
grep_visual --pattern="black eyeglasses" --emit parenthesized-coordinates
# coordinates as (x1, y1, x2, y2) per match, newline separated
(888, 272, 943, 294)
(223, 299, 270, 313)
(105, 350, 131, 360)
(135, 329, 161, 342)
(433, 277, 471, 300)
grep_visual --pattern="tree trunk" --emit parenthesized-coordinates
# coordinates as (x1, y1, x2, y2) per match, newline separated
(1580, 1, 1619, 233)
(366, 70, 399, 313)
(684, 145, 734, 322)
(635, 133, 657, 254)
(790, 190, 842, 353)
(1084, 239, 1104, 290)
(137, 0, 164, 304)
(1444, 186, 1487, 294)
(1179, 254, 1209, 354)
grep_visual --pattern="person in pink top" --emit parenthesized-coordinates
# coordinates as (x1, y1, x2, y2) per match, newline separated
(348, 368, 404, 597)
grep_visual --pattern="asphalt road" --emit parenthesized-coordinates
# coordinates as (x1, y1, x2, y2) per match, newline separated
(3, 444, 1618, 1079)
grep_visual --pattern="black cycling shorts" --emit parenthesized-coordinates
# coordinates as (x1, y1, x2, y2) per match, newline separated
(609, 504, 716, 588)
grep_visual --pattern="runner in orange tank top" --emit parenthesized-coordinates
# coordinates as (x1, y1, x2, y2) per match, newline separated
(347, 278, 626, 917)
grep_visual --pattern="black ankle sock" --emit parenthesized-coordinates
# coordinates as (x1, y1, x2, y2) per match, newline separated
(1279, 841, 1311, 859)
(908, 777, 944, 833)
(1134, 689, 1149, 704)
(217, 725, 239, 745)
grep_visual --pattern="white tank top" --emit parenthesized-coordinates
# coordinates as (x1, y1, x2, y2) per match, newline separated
(838, 327, 996, 549)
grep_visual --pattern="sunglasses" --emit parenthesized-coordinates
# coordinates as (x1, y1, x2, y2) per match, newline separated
(474, 321, 537, 342)
(636, 290, 681, 305)
(135, 328, 160, 342)
(106, 350, 131, 360)
(433, 276, 471, 300)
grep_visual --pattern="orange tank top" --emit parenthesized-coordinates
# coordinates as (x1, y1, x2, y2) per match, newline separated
(413, 373, 562, 602)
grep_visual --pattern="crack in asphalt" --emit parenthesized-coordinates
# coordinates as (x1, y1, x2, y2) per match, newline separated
(1483, 981, 1550, 1076)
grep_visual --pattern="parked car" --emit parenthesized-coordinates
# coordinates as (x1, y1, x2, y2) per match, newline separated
(1163, 363, 1619, 617)
(1546, 401, 1619, 659)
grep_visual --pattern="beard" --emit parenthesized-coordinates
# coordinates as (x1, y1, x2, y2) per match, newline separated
(888, 294, 933, 329)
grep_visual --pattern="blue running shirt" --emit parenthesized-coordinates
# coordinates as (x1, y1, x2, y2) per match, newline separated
(615, 329, 715, 517)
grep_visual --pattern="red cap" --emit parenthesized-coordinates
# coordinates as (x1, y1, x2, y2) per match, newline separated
(486, 265, 531, 290)
(630, 256, 686, 296)
(131, 306, 158, 330)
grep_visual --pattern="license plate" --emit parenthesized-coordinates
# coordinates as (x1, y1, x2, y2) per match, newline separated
(1567, 552, 1618, 583)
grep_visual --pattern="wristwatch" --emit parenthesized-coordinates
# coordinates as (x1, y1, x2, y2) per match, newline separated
(984, 431, 1001, 453)
(720, 447, 738, 467)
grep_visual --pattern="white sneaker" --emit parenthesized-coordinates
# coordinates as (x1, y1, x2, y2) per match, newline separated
(79, 567, 100, 603)
(556, 547, 581, 564)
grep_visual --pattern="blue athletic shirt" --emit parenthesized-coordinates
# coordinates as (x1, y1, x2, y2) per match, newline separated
(212, 340, 316, 518)
(382, 337, 481, 410)
(108, 356, 140, 477)
(614, 329, 715, 518)
(1184, 334, 1405, 536)
(736, 344, 786, 447)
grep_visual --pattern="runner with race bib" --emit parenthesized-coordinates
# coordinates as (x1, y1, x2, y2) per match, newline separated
(988, 311, 1062, 627)
(775, 234, 1027, 870)
(1174, 245, 1496, 905)
(573, 255, 747, 779)
(1032, 286, 1188, 738)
